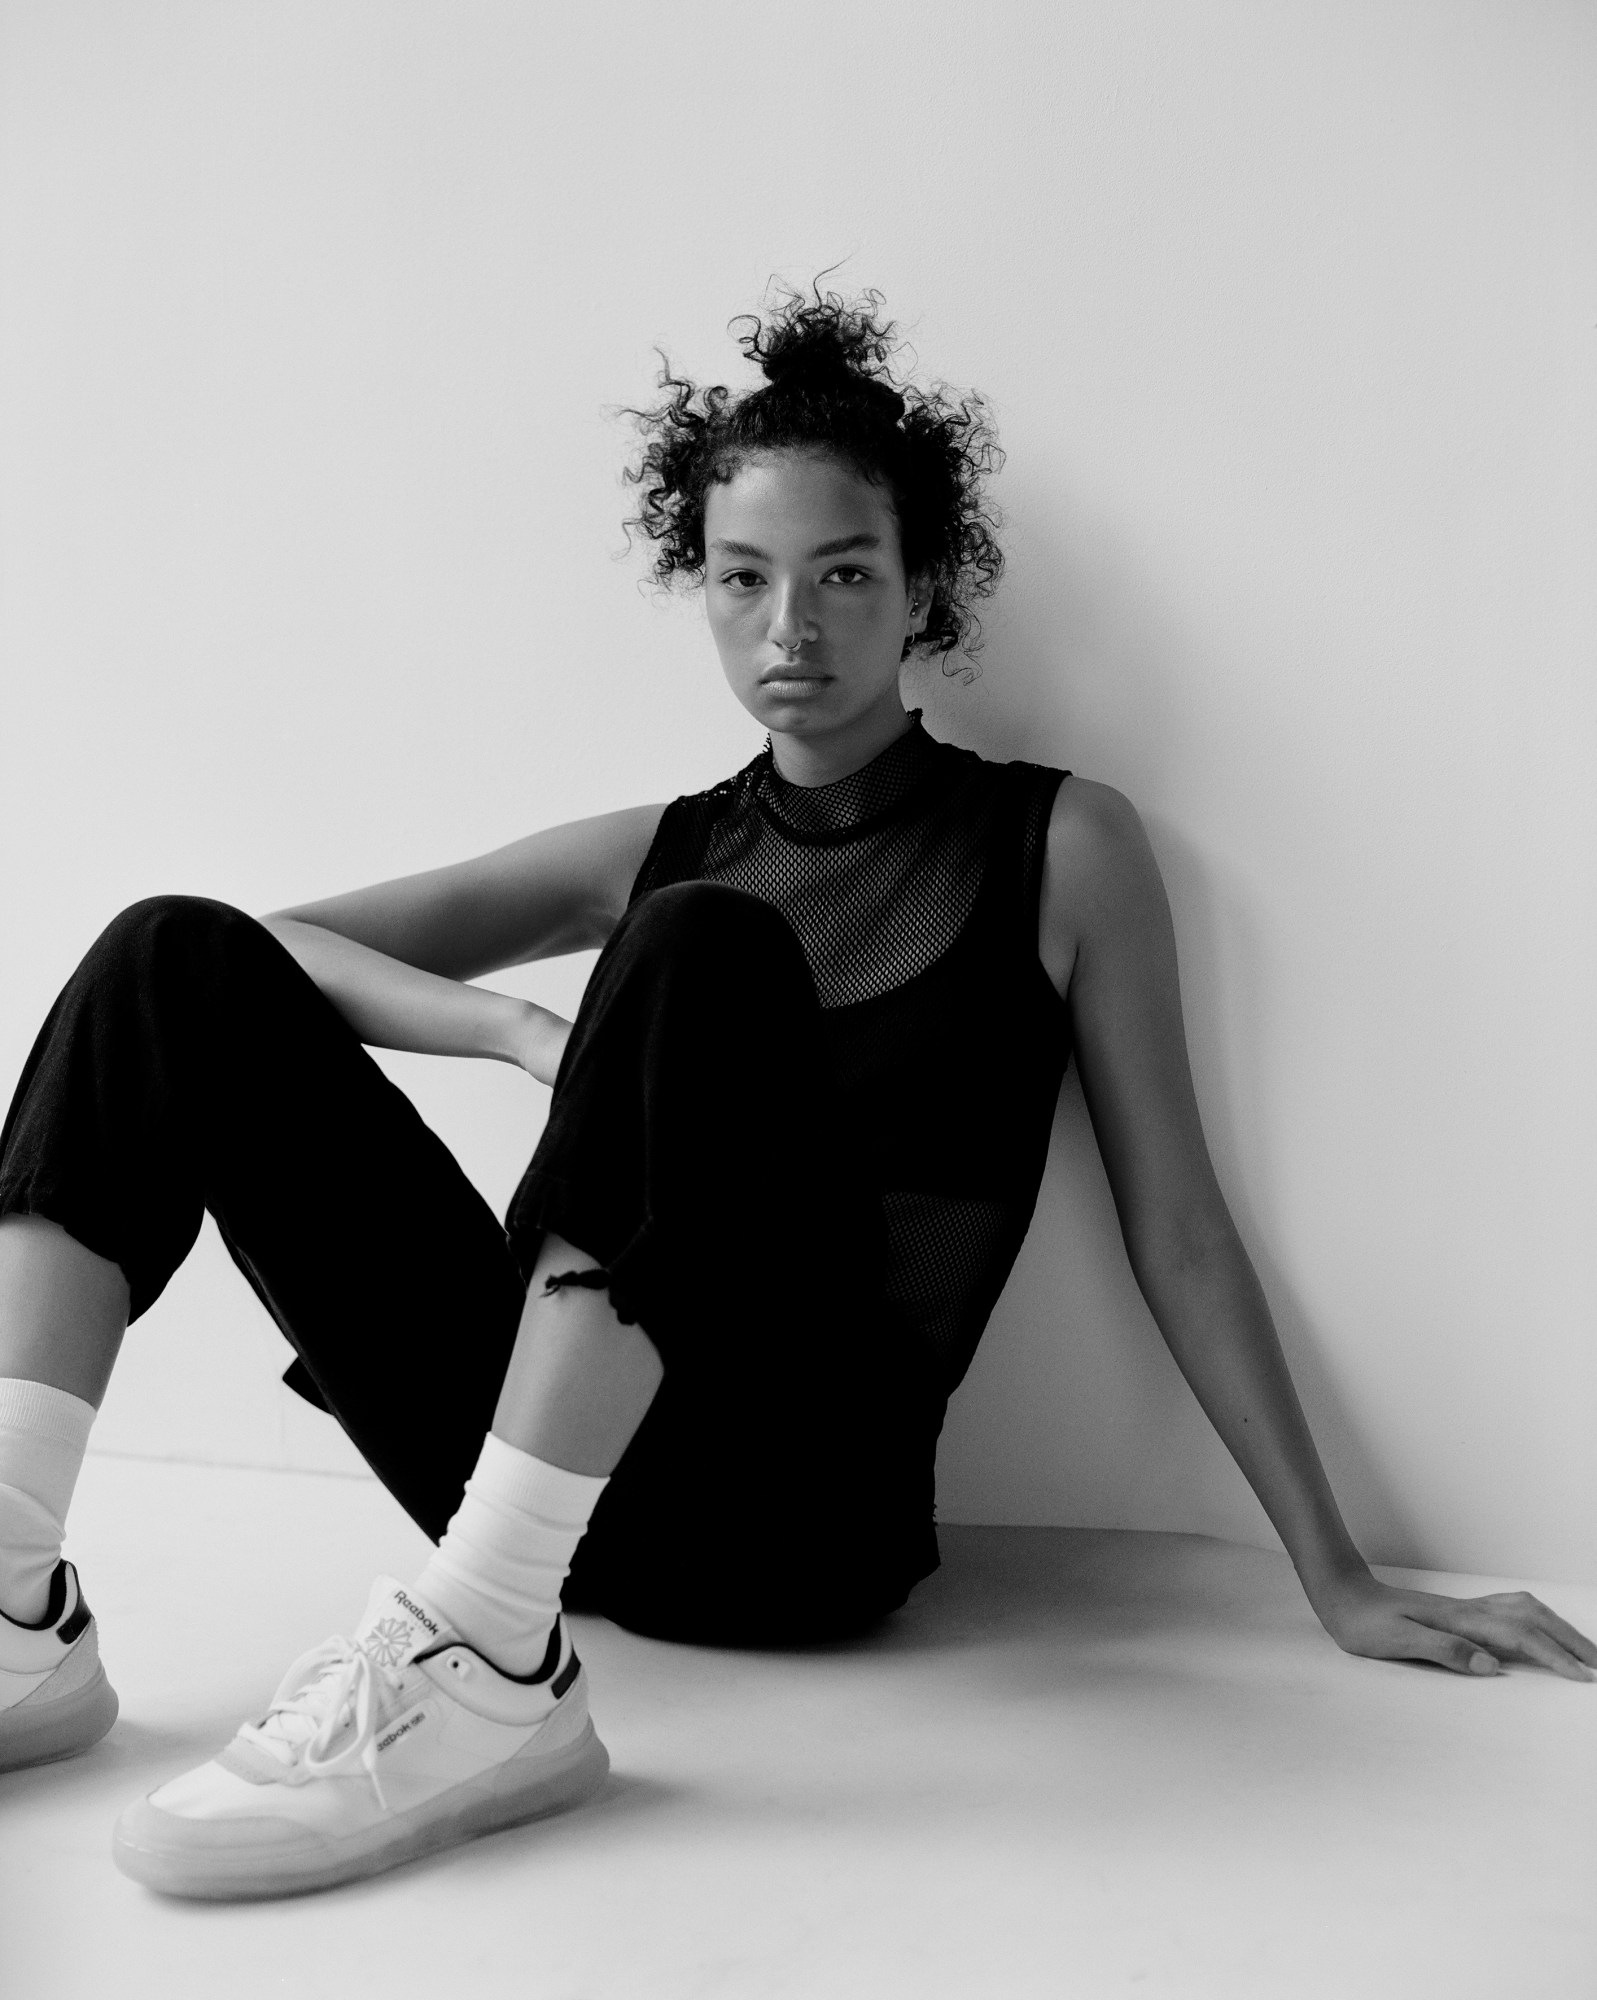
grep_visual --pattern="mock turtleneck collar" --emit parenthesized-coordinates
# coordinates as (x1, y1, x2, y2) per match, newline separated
(754, 712, 943, 841)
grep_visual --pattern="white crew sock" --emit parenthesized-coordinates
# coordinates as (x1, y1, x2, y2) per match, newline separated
(414, 1433, 608, 1677)
(0, 1377, 95, 1626)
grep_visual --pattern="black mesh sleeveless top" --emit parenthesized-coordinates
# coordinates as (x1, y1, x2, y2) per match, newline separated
(630, 714, 1071, 1395)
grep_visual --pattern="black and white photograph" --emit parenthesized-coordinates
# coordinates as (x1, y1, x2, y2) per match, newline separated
(1, 3, 1593, 1994)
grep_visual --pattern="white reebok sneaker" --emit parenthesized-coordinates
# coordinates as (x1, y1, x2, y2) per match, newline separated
(1, 1560, 119, 1773)
(112, 1576, 609, 1900)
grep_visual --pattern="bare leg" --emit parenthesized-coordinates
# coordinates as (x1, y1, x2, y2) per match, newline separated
(0, 1215, 128, 1406)
(0, 1216, 122, 1630)
(489, 1233, 663, 1476)
(408, 1231, 662, 1674)
(0, 1210, 654, 1467)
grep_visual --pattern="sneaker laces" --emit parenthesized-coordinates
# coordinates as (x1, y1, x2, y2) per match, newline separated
(237, 1637, 404, 1810)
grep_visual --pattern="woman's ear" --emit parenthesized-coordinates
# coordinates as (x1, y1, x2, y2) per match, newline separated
(904, 576, 933, 641)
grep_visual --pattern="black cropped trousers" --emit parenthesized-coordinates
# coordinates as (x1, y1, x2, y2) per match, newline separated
(0, 886, 941, 1643)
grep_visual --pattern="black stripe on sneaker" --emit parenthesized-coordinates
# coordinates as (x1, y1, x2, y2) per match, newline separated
(526, 1618, 564, 1686)
(58, 1586, 91, 1646)
(417, 1618, 568, 1686)
(551, 1649, 580, 1700)
(489, 1617, 569, 1688)
(42, 1561, 70, 1630)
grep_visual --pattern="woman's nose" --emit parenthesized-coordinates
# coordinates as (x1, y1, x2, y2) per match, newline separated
(768, 586, 817, 650)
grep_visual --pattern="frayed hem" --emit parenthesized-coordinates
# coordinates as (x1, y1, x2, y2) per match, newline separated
(541, 1265, 612, 1298)
(538, 1260, 648, 1330)
(507, 1172, 658, 1331)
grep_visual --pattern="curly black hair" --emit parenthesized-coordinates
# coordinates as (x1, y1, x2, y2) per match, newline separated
(623, 286, 1004, 664)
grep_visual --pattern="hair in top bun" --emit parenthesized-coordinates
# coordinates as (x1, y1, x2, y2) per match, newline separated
(624, 285, 1003, 665)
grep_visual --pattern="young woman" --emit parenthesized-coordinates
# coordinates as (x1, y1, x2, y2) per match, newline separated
(1, 291, 1590, 1899)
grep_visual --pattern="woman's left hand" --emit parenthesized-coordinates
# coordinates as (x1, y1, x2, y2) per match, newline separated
(1313, 1570, 1597, 1680)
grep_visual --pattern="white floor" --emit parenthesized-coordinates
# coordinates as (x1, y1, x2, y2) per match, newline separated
(2, 1457, 1593, 2000)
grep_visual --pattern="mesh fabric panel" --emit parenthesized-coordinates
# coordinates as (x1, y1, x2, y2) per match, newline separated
(879, 1190, 1012, 1383)
(692, 726, 996, 1008)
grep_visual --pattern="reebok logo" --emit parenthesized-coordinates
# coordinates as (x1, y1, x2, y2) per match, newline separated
(376, 1708, 427, 1754)
(392, 1590, 440, 1637)
(362, 1618, 413, 1667)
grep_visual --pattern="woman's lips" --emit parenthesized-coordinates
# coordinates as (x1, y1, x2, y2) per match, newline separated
(759, 665, 830, 691)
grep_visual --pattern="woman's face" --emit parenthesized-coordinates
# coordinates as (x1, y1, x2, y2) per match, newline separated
(702, 451, 928, 758)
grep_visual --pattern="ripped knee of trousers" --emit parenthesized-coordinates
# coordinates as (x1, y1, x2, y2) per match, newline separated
(541, 1266, 613, 1299)
(538, 1261, 649, 1335)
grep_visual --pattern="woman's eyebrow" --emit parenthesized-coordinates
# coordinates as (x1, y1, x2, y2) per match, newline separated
(809, 533, 880, 558)
(707, 534, 882, 560)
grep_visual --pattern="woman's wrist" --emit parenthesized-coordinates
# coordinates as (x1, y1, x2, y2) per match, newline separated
(490, 997, 571, 1085)
(1294, 1546, 1379, 1625)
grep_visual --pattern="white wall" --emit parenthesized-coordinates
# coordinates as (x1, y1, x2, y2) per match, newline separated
(2, 0, 1592, 1578)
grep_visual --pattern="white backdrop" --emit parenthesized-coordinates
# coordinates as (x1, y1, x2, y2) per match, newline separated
(2, 0, 1592, 1580)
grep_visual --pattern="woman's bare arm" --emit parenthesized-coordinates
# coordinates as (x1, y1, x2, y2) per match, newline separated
(1041, 778, 1595, 1680)
(260, 804, 664, 1085)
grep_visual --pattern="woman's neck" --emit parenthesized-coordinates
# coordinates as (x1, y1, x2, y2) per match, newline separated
(767, 699, 915, 788)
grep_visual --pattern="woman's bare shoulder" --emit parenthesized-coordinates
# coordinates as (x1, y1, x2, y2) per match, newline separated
(1037, 776, 1163, 995)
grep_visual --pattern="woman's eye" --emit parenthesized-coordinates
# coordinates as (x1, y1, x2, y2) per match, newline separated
(825, 566, 870, 586)
(721, 570, 763, 591)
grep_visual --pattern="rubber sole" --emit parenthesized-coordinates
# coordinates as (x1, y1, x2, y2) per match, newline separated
(112, 1718, 610, 1901)
(0, 1665, 119, 1774)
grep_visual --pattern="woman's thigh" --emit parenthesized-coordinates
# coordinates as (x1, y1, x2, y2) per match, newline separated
(519, 882, 943, 1641)
(0, 894, 527, 1539)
